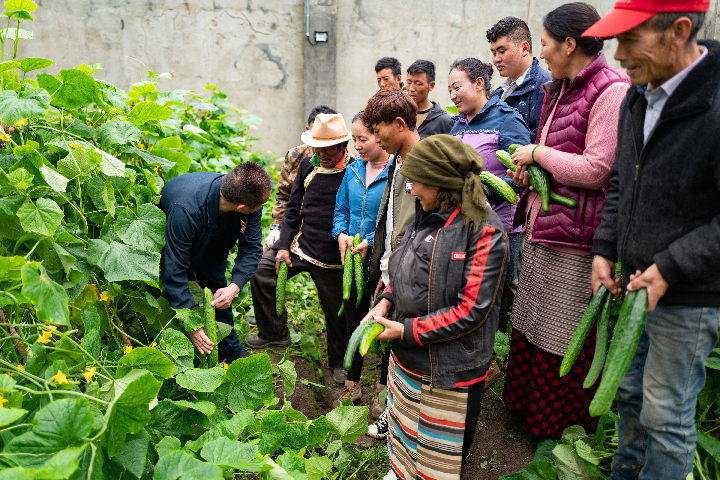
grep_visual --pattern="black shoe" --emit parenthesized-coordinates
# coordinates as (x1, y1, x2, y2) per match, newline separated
(246, 316, 257, 325)
(220, 350, 250, 364)
(367, 409, 389, 439)
(245, 333, 291, 349)
(332, 368, 348, 385)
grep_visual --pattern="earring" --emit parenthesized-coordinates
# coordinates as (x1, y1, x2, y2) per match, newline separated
(567, 52, 571, 56)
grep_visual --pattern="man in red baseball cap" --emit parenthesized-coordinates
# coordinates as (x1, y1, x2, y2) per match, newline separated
(586, 2, 720, 479)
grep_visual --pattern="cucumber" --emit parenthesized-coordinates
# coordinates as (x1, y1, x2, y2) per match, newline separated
(589, 288, 648, 417)
(528, 164, 550, 212)
(583, 293, 612, 389)
(479, 171, 518, 205)
(338, 303, 344, 316)
(343, 319, 384, 370)
(353, 234, 365, 307)
(203, 287, 218, 367)
(359, 321, 386, 356)
(560, 285, 609, 376)
(276, 261, 288, 316)
(483, 184, 491, 197)
(508, 144, 522, 155)
(342, 246, 353, 301)
(550, 191, 577, 208)
(496, 150, 517, 172)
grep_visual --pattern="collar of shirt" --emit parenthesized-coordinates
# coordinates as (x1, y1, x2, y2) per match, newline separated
(501, 64, 532, 93)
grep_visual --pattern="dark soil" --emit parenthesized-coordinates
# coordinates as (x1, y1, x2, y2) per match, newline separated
(257, 336, 538, 479)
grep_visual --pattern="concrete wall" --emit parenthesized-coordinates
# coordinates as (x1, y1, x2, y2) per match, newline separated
(18, 1, 720, 160)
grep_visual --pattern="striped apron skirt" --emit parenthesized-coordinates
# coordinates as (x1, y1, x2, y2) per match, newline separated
(387, 355, 468, 480)
(502, 238, 600, 438)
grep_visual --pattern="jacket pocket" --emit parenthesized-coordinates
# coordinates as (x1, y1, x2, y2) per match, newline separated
(458, 332, 476, 354)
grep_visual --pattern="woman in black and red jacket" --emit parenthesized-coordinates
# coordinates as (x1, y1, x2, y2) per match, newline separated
(361, 134, 507, 480)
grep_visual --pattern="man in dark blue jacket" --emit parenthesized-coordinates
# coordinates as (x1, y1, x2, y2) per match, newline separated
(487, 17, 551, 143)
(159, 162, 273, 363)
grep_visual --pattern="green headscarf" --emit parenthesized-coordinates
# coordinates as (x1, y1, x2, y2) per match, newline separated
(399, 134, 489, 231)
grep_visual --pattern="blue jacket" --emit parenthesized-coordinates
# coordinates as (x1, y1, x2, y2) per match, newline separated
(490, 58, 551, 143)
(159, 172, 263, 310)
(332, 157, 391, 275)
(450, 96, 531, 233)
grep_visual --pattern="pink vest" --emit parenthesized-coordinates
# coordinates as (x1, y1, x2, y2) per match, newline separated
(521, 53, 629, 250)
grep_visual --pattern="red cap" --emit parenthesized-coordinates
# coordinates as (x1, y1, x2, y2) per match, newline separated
(583, 0, 710, 38)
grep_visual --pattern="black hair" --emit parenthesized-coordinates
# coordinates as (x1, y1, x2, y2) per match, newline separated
(543, 2, 604, 57)
(407, 59, 436, 83)
(307, 105, 337, 127)
(375, 57, 402, 77)
(352, 110, 365, 124)
(449, 58, 494, 97)
(486, 16, 533, 54)
(648, 12, 706, 44)
(220, 162, 273, 207)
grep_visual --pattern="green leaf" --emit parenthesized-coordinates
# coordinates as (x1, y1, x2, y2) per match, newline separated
(105, 369, 162, 457)
(114, 203, 166, 251)
(7, 167, 33, 190)
(0, 469, 37, 480)
(37, 73, 60, 94)
(116, 347, 174, 380)
(21, 262, 70, 326)
(534, 439, 558, 463)
(175, 367, 226, 393)
(306, 415, 337, 446)
(36, 445, 86, 479)
(95, 148, 126, 177)
(326, 405, 368, 443)
(127, 101, 171, 125)
(552, 444, 594, 480)
(103, 88, 129, 114)
(277, 452, 306, 479)
(216, 322, 232, 342)
(5, 0, 37, 12)
(39, 164, 69, 192)
(183, 410, 254, 452)
(153, 450, 223, 480)
(259, 410, 288, 455)
(561, 425, 587, 446)
(705, 348, 720, 370)
(0, 60, 20, 72)
(225, 353, 274, 410)
(97, 120, 141, 147)
(305, 456, 333, 480)
(574, 439, 600, 466)
(175, 308, 202, 332)
(51, 69, 101, 110)
(18, 57, 54, 74)
(57, 146, 102, 179)
(200, 437, 259, 470)
(0, 88, 50, 125)
(155, 436, 181, 457)
(167, 399, 216, 417)
(0, 254, 26, 288)
(4, 398, 93, 468)
(110, 428, 149, 479)
(75, 63, 102, 74)
(697, 429, 720, 463)
(86, 176, 115, 216)
(277, 349, 297, 397)
(86, 239, 160, 286)
(0, 407, 27, 427)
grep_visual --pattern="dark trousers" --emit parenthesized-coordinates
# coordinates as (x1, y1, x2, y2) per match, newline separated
(193, 256, 245, 358)
(250, 249, 347, 369)
(343, 279, 371, 382)
(462, 380, 486, 462)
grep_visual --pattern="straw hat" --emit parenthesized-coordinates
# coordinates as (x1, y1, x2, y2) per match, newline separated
(301, 113, 352, 148)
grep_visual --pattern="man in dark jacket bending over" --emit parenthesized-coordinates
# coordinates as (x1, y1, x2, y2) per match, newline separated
(159, 162, 273, 363)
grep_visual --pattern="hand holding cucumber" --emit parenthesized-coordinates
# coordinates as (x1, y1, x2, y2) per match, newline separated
(275, 249, 292, 274)
(368, 315, 404, 341)
(627, 265, 668, 313)
(337, 233, 354, 264)
(591, 255, 622, 298)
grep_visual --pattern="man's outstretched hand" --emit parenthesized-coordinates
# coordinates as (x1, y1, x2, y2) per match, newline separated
(189, 326, 214, 354)
(212, 283, 240, 310)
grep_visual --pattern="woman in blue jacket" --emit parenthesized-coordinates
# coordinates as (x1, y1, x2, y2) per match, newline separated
(448, 58, 531, 384)
(332, 111, 391, 406)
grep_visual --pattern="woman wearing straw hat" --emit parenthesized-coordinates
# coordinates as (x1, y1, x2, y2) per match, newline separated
(248, 114, 356, 384)
(361, 134, 508, 480)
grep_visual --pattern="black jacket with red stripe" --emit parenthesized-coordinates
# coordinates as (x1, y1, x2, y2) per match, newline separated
(377, 204, 508, 388)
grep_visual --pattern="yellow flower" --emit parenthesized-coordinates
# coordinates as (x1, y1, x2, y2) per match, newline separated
(48, 325, 57, 330)
(36, 330, 53, 344)
(137, 142, 145, 149)
(14, 119, 26, 126)
(52, 370, 68, 385)
(16, 364, 24, 371)
(83, 367, 96, 382)
(66, 114, 72, 119)
(223, 362, 228, 370)
(0, 131, 10, 142)
(311, 290, 316, 294)
(0, 396, 7, 408)
(151, 342, 157, 348)
(124, 345, 133, 354)
(69, 141, 79, 149)
(99, 292, 109, 302)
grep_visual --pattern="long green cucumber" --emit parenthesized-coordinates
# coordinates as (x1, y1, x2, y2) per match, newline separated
(583, 293, 612, 389)
(528, 164, 550, 212)
(342, 246, 353, 301)
(276, 261, 288, 316)
(508, 144, 522, 155)
(359, 322, 385, 356)
(479, 171, 518, 205)
(560, 285, 609, 376)
(589, 288, 648, 417)
(550, 191, 577, 208)
(338, 303, 344, 316)
(496, 150, 517, 172)
(353, 234, 365, 307)
(203, 287, 218, 366)
(344, 320, 382, 370)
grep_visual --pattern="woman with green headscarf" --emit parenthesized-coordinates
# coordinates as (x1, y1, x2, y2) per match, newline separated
(361, 134, 508, 480)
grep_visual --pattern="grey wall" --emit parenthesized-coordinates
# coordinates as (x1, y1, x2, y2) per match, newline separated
(20, 1, 720, 160)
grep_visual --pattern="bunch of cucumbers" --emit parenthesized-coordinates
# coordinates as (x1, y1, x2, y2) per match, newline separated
(343, 319, 386, 370)
(560, 285, 648, 417)
(338, 233, 366, 316)
(496, 144, 577, 212)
